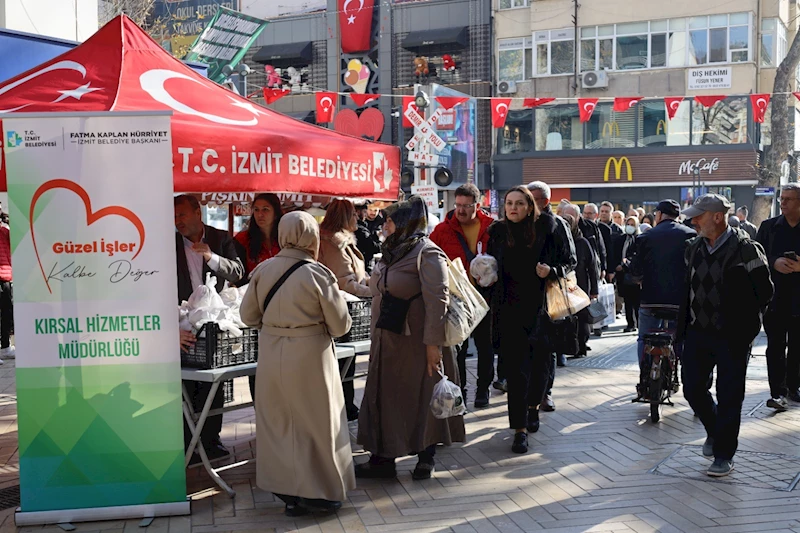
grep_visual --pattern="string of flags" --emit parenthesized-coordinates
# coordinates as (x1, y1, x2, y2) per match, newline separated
(260, 87, 800, 129)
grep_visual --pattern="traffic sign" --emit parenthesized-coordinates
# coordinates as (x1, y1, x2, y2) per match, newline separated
(408, 151, 439, 165)
(404, 107, 446, 151)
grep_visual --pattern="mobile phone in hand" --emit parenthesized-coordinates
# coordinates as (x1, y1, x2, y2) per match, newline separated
(784, 251, 798, 261)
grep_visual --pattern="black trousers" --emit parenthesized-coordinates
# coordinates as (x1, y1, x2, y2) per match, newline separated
(500, 318, 551, 430)
(546, 352, 555, 396)
(764, 311, 800, 399)
(183, 381, 225, 449)
(0, 281, 11, 349)
(456, 313, 494, 394)
(681, 328, 749, 461)
(623, 286, 641, 328)
(340, 359, 357, 413)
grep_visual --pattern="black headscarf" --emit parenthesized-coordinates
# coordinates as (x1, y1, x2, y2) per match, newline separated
(381, 195, 428, 266)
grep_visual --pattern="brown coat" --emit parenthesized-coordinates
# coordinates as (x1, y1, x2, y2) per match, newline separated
(241, 246, 355, 502)
(357, 238, 466, 458)
(318, 229, 372, 298)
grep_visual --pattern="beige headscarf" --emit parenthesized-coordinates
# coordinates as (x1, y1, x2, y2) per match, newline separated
(278, 211, 320, 260)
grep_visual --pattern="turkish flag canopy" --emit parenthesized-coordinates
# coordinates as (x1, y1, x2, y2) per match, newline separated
(0, 16, 399, 198)
(578, 98, 599, 123)
(338, 0, 374, 53)
(750, 94, 770, 123)
(664, 97, 684, 120)
(491, 98, 512, 128)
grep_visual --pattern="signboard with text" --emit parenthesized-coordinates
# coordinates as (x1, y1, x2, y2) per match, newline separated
(4, 113, 186, 519)
(149, 0, 238, 57)
(687, 67, 732, 90)
(411, 184, 439, 215)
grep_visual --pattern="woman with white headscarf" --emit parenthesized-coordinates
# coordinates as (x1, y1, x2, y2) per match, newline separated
(241, 211, 355, 517)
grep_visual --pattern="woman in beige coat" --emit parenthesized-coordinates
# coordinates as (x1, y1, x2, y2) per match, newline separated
(318, 199, 371, 421)
(356, 196, 466, 481)
(241, 211, 355, 517)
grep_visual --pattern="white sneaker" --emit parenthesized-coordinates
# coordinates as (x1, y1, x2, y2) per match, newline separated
(0, 346, 15, 358)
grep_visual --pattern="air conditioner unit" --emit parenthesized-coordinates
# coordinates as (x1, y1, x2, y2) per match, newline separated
(581, 70, 609, 89)
(497, 80, 517, 94)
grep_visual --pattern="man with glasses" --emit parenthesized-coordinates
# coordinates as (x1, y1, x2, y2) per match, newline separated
(430, 184, 495, 408)
(757, 184, 800, 411)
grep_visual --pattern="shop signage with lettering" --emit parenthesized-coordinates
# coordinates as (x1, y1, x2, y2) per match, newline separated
(687, 67, 731, 90)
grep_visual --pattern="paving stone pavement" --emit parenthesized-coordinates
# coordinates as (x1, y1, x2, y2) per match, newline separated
(3, 320, 800, 532)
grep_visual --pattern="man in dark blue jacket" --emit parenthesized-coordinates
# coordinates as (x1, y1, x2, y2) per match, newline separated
(629, 200, 696, 372)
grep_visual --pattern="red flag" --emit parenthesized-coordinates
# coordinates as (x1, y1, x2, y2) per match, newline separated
(262, 87, 290, 104)
(613, 97, 642, 112)
(578, 98, 599, 123)
(316, 92, 337, 123)
(491, 98, 512, 128)
(349, 93, 379, 107)
(794, 92, 800, 103)
(664, 97, 684, 120)
(694, 95, 726, 108)
(435, 96, 469, 110)
(338, 0, 374, 53)
(401, 96, 419, 128)
(522, 98, 555, 108)
(750, 94, 770, 123)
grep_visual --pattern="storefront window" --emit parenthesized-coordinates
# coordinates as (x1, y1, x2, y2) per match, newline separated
(637, 99, 690, 147)
(585, 104, 636, 148)
(498, 109, 533, 154)
(691, 96, 748, 145)
(534, 105, 582, 150)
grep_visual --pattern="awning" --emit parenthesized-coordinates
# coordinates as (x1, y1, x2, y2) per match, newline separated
(402, 27, 468, 51)
(252, 42, 313, 67)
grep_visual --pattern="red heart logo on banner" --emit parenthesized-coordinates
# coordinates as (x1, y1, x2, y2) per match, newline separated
(29, 179, 146, 293)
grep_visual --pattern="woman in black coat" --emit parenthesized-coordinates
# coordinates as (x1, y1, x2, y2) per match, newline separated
(485, 186, 575, 455)
(563, 214, 599, 356)
(613, 216, 641, 332)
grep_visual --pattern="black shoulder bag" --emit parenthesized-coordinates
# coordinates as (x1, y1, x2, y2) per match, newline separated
(262, 260, 312, 312)
(375, 257, 422, 335)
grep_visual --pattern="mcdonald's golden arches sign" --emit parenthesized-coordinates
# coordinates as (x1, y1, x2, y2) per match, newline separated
(603, 157, 633, 181)
(601, 122, 620, 137)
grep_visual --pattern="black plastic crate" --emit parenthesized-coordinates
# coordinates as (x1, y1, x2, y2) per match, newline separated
(180, 322, 258, 369)
(335, 300, 371, 343)
(222, 380, 234, 404)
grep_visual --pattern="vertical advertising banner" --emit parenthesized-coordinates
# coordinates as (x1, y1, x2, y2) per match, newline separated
(2, 113, 187, 520)
(184, 7, 268, 83)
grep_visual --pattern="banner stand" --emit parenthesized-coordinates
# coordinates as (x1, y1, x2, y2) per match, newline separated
(16, 501, 190, 527)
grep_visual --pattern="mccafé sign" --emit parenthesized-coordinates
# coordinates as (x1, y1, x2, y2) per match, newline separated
(522, 149, 757, 186)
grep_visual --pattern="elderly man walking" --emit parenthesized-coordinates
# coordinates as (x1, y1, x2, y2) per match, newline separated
(678, 194, 773, 477)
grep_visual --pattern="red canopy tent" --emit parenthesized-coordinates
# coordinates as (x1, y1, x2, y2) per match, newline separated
(0, 16, 399, 199)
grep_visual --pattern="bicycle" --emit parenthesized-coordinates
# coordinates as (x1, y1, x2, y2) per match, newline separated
(633, 332, 680, 423)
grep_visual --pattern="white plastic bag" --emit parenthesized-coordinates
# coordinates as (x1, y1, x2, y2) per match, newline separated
(599, 282, 616, 327)
(469, 249, 498, 288)
(430, 370, 466, 419)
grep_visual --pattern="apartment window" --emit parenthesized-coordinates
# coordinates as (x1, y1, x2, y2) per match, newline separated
(571, 13, 750, 75)
(498, 38, 527, 81)
(499, 0, 528, 8)
(761, 18, 787, 67)
(534, 28, 575, 75)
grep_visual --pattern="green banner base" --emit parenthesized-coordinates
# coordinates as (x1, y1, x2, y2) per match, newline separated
(15, 501, 190, 526)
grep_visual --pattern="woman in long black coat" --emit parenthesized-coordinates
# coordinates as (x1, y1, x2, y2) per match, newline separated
(563, 214, 599, 356)
(612, 216, 641, 332)
(486, 186, 575, 455)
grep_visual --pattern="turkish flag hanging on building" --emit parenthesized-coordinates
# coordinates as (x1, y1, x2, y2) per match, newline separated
(316, 92, 337, 123)
(578, 98, 598, 123)
(491, 98, 512, 128)
(522, 98, 555, 108)
(750, 94, 770, 123)
(401, 95, 418, 128)
(664, 97, 684, 120)
(613, 97, 642, 112)
(694, 95, 726, 108)
(263, 88, 290, 104)
(338, 0, 375, 53)
(349, 93, 379, 107)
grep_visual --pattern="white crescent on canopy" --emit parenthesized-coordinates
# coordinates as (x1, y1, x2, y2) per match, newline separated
(0, 60, 90, 113)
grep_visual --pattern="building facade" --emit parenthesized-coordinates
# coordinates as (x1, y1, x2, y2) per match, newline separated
(0, 0, 97, 41)
(241, 0, 493, 191)
(493, 0, 800, 211)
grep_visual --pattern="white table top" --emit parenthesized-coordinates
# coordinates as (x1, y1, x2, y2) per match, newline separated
(181, 345, 356, 382)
